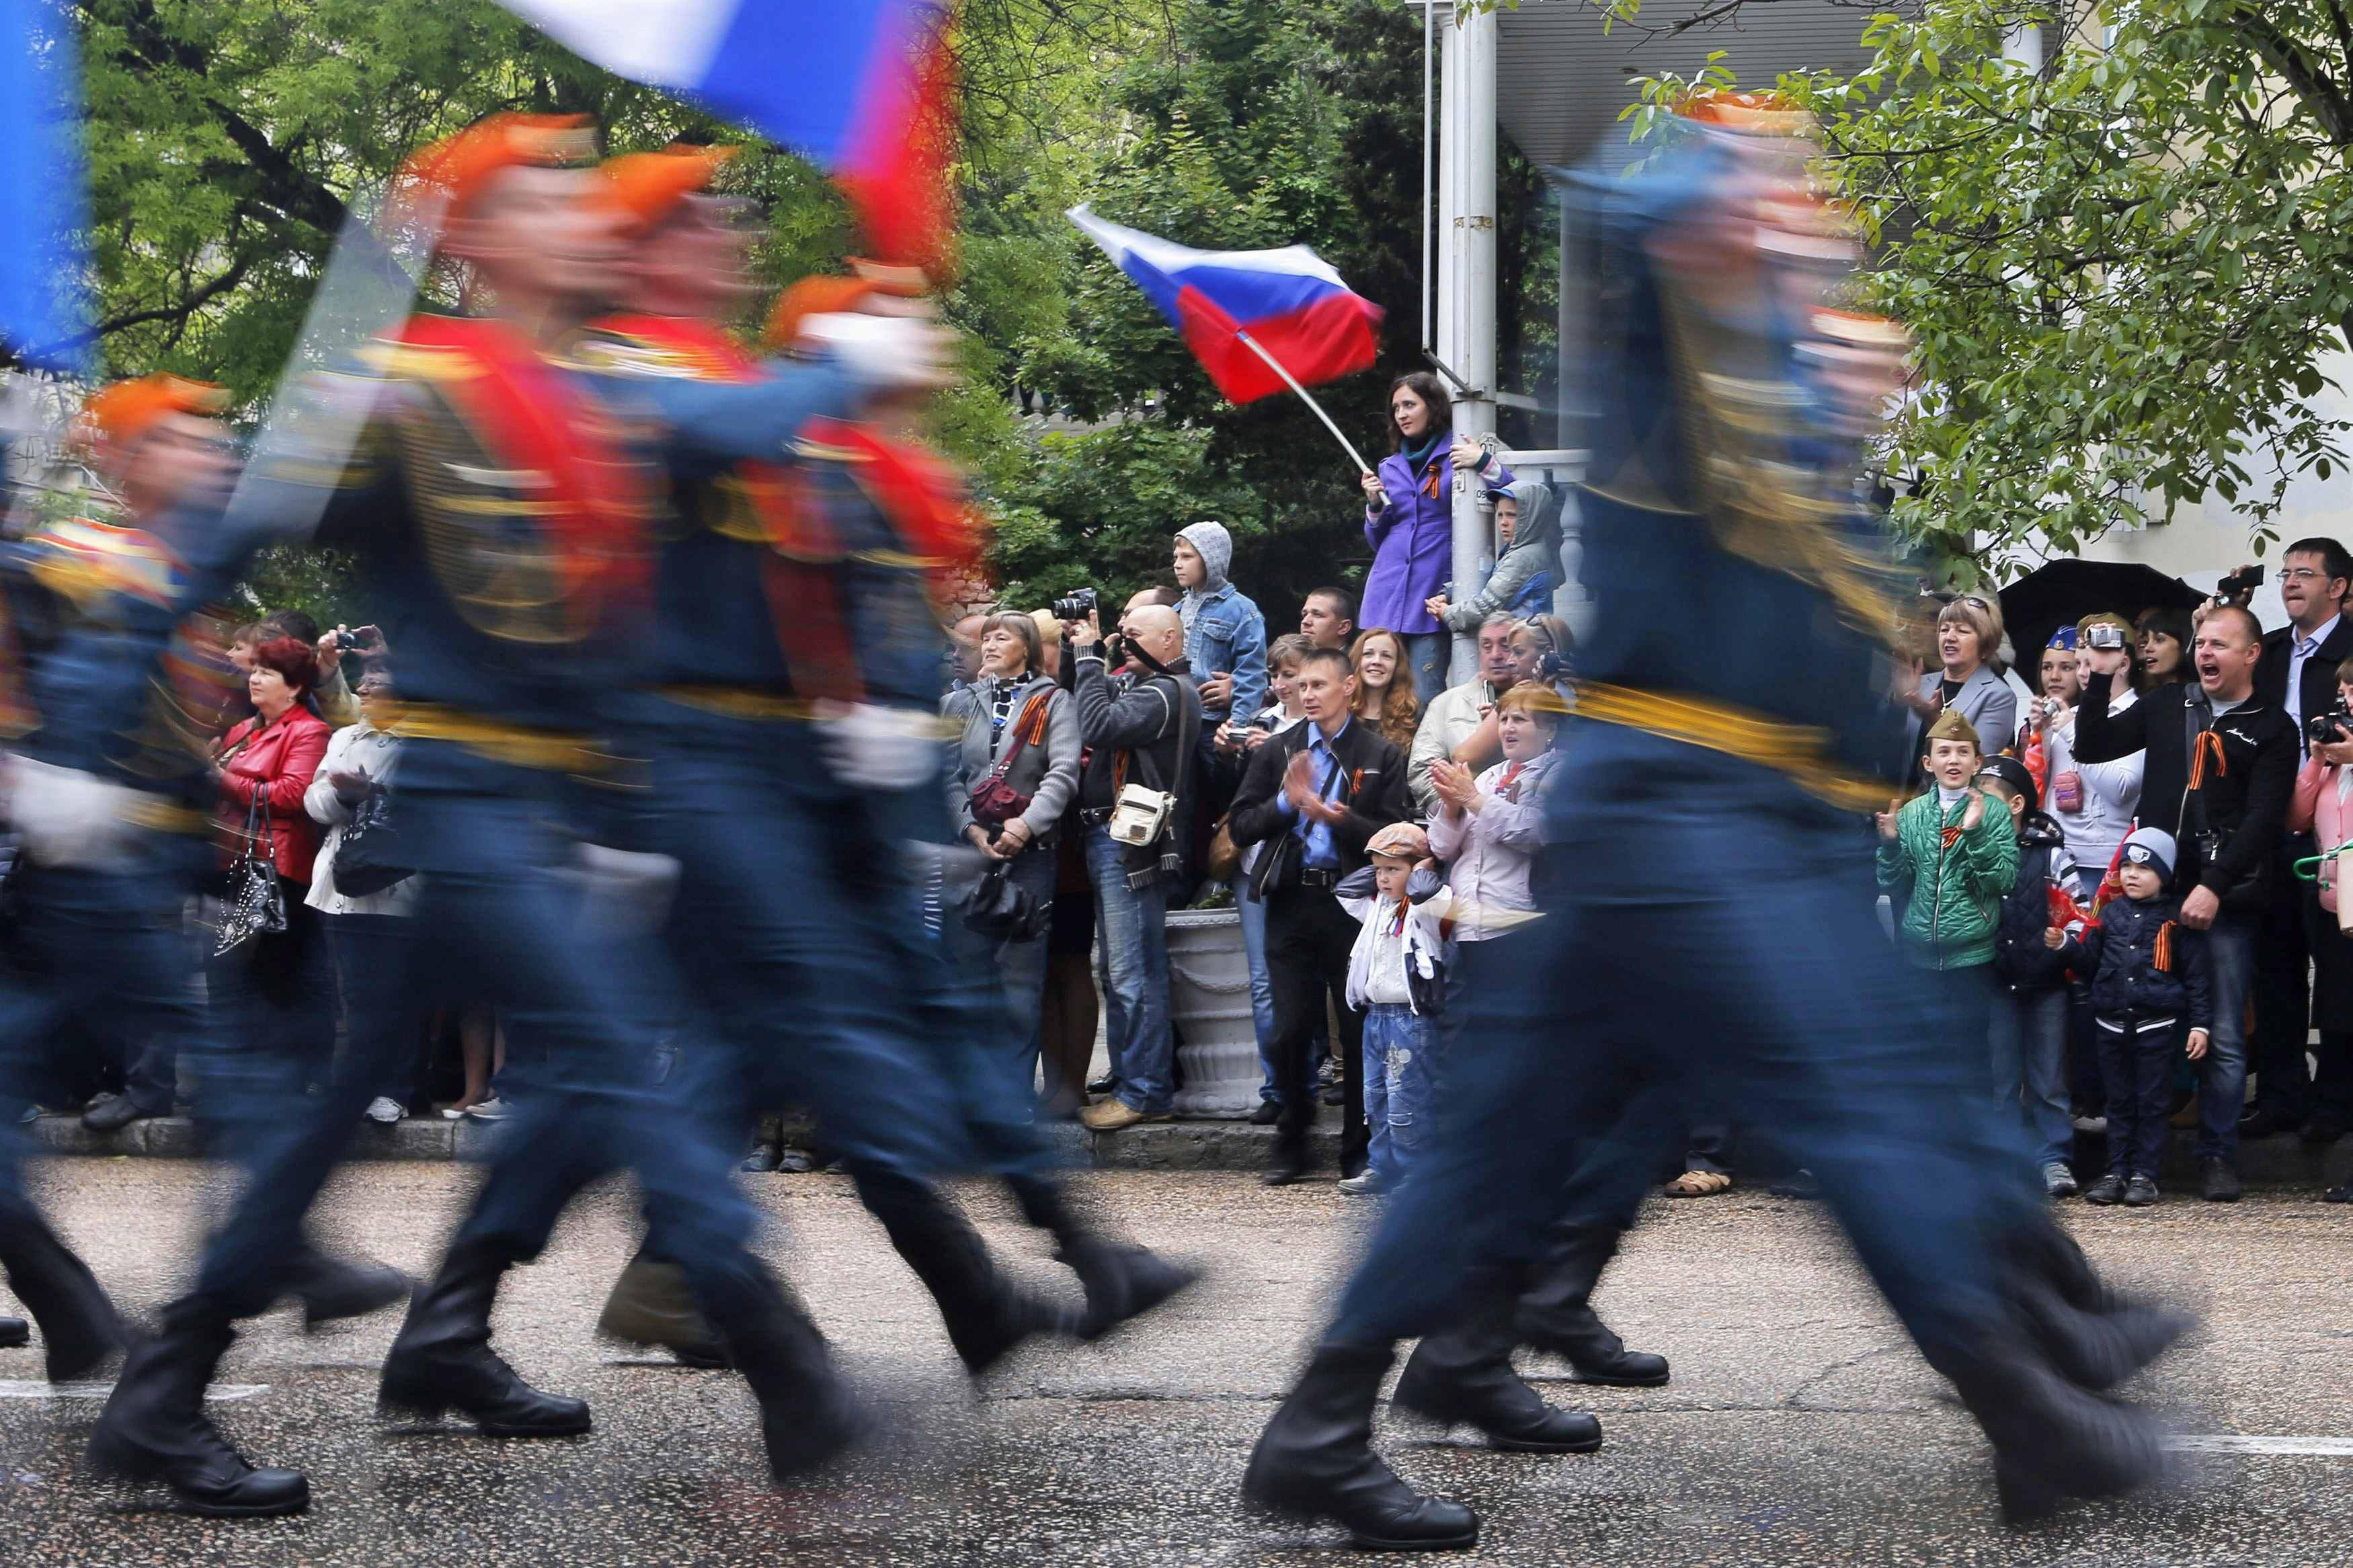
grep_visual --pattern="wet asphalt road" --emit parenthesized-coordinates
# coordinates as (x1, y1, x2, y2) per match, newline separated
(4, 1160, 2353, 1566)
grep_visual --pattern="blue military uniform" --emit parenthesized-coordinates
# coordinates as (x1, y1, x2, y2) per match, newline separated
(1245, 108, 2182, 1547)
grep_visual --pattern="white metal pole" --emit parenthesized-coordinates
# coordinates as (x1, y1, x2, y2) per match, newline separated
(1445, 0, 1499, 687)
(1435, 5, 1458, 378)
(1421, 0, 1434, 354)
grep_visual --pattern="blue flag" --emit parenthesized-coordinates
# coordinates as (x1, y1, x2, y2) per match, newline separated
(0, 0, 87, 370)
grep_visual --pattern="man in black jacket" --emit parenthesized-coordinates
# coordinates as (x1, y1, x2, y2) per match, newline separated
(2245, 538, 2353, 1137)
(2074, 604, 2298, 1200)
(1228, 645, 1412, 1184)
(1070, 602, 1201, 1132)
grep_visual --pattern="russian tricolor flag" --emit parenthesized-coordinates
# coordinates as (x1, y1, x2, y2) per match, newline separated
(1068, 207, 1383, 404)
(494, 0, 951, 263)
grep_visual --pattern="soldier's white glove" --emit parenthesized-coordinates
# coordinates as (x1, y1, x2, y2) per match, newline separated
(4, 757, 138, 871)
(796, 312, 957, 396)
(820, 702, 946, 790)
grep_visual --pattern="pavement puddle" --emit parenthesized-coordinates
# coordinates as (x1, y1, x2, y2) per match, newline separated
(0, 1380, 266, 1401)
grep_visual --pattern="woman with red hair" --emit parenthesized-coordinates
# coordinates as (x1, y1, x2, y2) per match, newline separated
(210, 635, 333, 1079)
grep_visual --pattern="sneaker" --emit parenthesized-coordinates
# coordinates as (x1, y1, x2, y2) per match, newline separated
(364, 1096, 405, 1125)
(741, 1143, 782, 1173)
(1336, 1170, 1387, 1198)
(2082, 1173, 2126, 1206)
(14, 1103, 38, 1125)
(463, 1096, 510, 1122)
(2042, 1162, 2079, 1199)
(2199, 1157, 2242, 1203)
(2122, 1175, 2161, 1207)
(2071, 1112, 2109, 1136)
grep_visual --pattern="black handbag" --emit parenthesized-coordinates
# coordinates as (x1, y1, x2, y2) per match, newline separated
(332, 785, 414, 898)
(213, 790, 286, 956)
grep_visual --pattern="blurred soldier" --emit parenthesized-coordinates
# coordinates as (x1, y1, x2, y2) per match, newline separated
(1242, 94, 2188, 1551)
(576, 149, 1188, 1370)
(0, 377, 245, 1395)
(93, 114, 906, 1516)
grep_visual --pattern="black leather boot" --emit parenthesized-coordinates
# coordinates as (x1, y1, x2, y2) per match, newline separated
(0, 1204, 125, 1381)
(1242, 1341, 1478, 1551)
(278, 1241, 410, 1331)
(856, 1170, 1074, 1374)
(694, 1259, 864, 1480)
(1513, 1221, 1669, 1387)
(1940, 1331, 2171, 1524)
(2006, 1221, 2190, 1391)
(87, 1303, 308, 1516)
(379, 1239, 590, 1436)
(598, 1251, 731, 1368)
(1006, 1174, 1200, 1342)
(1394, 1286, 1603, 1454)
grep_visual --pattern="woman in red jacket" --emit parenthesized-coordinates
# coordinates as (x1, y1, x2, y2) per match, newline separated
(211, 635, 333, 1079)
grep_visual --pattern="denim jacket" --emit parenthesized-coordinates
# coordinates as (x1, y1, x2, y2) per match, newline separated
(1182, 581, 1267, 723)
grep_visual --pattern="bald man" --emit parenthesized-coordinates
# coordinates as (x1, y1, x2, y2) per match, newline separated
(1066, 599, 1201, 1130)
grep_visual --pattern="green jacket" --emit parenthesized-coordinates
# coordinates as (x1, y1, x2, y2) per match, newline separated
(1876, 789, 2017, 970)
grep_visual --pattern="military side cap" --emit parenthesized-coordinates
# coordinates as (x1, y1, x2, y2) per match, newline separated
(77, 375, 229, 456)
(1924, 707, 1981, 750)
(392, 112, 598, 226)
(596, 145, 738, 234)
(762, 266, 929, 351)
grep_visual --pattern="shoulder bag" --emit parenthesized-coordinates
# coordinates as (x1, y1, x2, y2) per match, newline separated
(333, 784, 414, 898)
(213, 787, 286, 956)
(967, 692, 1052, 835)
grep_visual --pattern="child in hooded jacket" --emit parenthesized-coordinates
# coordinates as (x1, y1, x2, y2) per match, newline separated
(1978, 755, 2080, 1198)
(2050, 827, 2212, 1208)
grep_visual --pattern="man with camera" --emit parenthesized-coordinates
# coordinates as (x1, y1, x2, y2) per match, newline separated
(2241, 539, 2353, 1139)
(1228, 645, 1414, 1186)
(2075, 602, 2298, 1201)
(1067, 596, 1201, 1132)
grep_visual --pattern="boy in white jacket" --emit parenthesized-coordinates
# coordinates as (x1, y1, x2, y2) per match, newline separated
(1335, 823, 1455, 1196)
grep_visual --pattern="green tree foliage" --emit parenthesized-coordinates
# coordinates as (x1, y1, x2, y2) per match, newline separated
(1622, 0, 2353, 577)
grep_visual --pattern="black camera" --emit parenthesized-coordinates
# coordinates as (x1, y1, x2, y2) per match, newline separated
(1536, 650, 1570, 683)
(2310, 706, 2352, 747)
(1053, 587, 1097, 623)
(333, 630, 362, 651)
(2219, 565, 2266, 603)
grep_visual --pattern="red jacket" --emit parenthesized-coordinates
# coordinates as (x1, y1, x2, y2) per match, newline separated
(217, 706, 330, 883)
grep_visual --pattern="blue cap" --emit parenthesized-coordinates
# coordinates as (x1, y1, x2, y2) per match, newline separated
(2046, 626, 2079, 651)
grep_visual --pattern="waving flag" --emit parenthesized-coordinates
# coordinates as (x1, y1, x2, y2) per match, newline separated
(1067, 206, 1383, 404)
(493, 0, 953, 264)
(0, 0, 87, 370)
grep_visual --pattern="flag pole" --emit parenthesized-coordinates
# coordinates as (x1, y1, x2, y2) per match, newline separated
(1233, 329, 1379, 477)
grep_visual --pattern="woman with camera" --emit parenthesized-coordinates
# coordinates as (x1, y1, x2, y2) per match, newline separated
(2042, 616, 2145, 897)
(945, 610, 1082, 1109)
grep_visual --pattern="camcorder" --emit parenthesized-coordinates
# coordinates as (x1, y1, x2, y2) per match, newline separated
(2084, 622, 2128, 651)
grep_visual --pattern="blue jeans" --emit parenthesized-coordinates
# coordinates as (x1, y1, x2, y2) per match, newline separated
(1330, 725, 2046, 1383)
(1086, 827, 1172, 1114)
(1989, 985, 2073, 1169)
(1361, 1003, 1436, 1183)
(2196, 910, 2257, 1162)
(1233, 868, 1286, 1103)
(1400, 630, 1449, 706)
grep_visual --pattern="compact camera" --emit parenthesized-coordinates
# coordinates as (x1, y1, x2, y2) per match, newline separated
(2084, 622, 2127, 651)
(2219, 565, 2266, 603)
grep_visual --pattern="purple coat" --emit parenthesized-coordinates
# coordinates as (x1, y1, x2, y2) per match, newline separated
(1359, 448, 1511, 635)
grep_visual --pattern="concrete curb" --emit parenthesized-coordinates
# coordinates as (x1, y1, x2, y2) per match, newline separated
(22, 1110, 2342, 1186)
(22, 1109, 1345, 1172)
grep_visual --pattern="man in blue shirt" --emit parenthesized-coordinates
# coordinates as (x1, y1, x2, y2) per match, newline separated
(1228, 646, 1411, 1186)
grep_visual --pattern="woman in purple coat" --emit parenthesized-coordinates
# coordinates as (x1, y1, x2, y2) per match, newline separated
(1358, 371, 1511, 704)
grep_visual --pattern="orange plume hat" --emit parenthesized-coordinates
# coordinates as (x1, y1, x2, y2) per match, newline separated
(77, 375, 229, 456)
(596, 145, 740, 233)
(391, 112, 599, 226)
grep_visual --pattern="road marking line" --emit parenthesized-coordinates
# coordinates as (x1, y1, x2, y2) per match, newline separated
(0, 1380, 266, 1402)
(2170, 1435, 2353, 1456)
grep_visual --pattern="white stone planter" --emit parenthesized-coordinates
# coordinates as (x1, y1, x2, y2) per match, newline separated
(1165, 907, 1260, 1118)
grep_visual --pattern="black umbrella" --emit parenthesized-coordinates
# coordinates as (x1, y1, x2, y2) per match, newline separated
(1997, 559, 2208, 663)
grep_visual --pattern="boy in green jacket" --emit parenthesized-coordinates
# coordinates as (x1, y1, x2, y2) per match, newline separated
(1878, 707, 2019, 1049)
